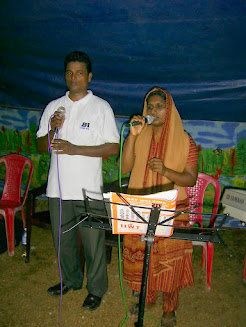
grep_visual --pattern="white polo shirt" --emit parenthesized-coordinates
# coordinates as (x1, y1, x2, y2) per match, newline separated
(36, 90, 120, 200)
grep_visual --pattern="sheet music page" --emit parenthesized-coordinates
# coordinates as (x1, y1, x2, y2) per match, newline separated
(103, 189, 178, 237)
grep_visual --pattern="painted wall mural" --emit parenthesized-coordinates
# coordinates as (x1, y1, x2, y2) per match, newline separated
(0, 107, 246, 228)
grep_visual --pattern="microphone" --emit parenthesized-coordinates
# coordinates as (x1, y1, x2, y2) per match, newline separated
(125, 115, 154, 127)
(53, 106, 66, 138)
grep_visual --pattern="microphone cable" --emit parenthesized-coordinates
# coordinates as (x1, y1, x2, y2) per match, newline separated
(47, 117, 63, 327)
(47, 114, 55, 153)
(117, 124, 129, 327)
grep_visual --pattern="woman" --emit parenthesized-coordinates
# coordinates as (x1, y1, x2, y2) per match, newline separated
(121, 87, 199, 327)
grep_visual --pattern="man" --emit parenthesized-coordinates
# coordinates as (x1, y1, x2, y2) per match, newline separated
(36, 51, 119, 311)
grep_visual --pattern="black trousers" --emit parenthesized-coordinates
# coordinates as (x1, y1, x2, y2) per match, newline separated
(49, 198, 108, 298)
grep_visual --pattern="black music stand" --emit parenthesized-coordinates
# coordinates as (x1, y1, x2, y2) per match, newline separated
(66, 193, 228, 327)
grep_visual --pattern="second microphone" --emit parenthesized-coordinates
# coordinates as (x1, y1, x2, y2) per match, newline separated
(125, 115, 154, 127)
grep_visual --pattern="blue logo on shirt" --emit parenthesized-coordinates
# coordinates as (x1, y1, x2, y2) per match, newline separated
(81, 122, 90, 130)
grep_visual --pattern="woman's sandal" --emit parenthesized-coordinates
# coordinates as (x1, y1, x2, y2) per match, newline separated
(161, 311, 177, 327)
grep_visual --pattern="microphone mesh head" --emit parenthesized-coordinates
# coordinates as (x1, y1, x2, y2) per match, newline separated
(145, 115, 154, 125)
(57, 106, 66, 115)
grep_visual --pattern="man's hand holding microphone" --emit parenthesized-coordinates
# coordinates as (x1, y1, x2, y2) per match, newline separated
(50, 106, 72, 154)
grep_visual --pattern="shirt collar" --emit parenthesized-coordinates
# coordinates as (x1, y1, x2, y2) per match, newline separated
(65, 90, 93, 104)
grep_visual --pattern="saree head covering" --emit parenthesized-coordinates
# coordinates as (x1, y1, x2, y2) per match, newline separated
(123, 88, 195, 307)
(128, 87, 189, 203)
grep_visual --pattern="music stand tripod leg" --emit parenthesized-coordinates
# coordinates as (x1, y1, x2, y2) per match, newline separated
(135, 205, 160, 327)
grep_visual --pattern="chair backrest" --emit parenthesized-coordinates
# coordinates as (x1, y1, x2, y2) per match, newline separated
(0, 154, 33, 205)
(185, 172, 221, 228)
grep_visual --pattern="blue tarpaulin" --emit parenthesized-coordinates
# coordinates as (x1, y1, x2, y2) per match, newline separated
(1, 0, 246, 121)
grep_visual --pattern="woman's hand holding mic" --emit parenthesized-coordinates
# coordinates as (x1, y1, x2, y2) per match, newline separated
(129, 115, 146, 136)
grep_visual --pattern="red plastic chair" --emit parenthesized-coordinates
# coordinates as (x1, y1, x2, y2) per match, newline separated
(0, 154, 33, 256)
(185, 172, 221, 291)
